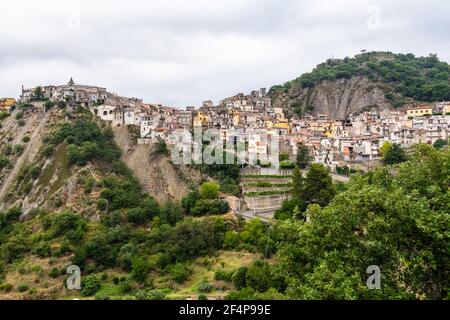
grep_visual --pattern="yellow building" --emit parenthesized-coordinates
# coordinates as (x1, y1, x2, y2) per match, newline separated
(193, 111, 209, 127)
(406, 105, 432, 117)
(0, 98, 16, 112)
(444, 104, 450, 115)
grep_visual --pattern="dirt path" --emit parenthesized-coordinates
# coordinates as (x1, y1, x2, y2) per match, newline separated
(0, 106, 50, 208)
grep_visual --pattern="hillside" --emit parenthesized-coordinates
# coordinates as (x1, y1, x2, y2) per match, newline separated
(269, 51, 450, 119)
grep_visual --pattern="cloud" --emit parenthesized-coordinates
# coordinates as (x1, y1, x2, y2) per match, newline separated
(0, 0, 449, 106)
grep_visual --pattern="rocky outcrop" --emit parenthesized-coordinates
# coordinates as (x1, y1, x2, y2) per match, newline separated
(272, 76, 393, 119)
(113, 126, 202, 203)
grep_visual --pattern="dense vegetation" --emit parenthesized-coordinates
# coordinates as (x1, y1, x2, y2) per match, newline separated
(0, 106, 448, 300)
(270, 51, 450, 106)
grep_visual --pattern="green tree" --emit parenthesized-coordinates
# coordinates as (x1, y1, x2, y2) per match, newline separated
(81, 274, 101, 296)
(296, 143, 312, 169)
(384, 143, 407, 165)
(33, 86, 44, 101)
(131, 257, 149, 283)
(200, 181, 220, 200)
(433, 139, 448, 150)
(304, 164, 336, 207)
(153, 138, 168, 155)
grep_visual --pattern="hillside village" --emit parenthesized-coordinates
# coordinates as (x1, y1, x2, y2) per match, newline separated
(10, 78, 450, 174)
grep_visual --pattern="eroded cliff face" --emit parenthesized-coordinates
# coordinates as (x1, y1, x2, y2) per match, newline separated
(272, 76, 393, 119)
(112, 126, 202, 203)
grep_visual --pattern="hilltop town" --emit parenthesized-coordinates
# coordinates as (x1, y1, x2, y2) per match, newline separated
(9, 77, 450, 174)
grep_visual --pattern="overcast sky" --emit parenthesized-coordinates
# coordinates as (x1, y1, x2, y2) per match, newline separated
(1, 0, 449, 107)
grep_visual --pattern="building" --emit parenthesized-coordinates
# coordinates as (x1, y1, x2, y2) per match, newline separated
(0, 98, 16, 112)
(20, 78, 108, 107)
(406, 105, 433, 117)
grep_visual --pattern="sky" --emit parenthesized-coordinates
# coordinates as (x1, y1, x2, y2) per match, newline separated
(1, 0, 449, 107)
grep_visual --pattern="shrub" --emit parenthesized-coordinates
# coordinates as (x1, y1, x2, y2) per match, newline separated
(232, 267, 248, 290)
(131, 257, 149, 283)
(153, 138, 168, 155)
(280, 161, 296, 169)
(32, 241, 51, 257)
(49, 268, 59, 279)
(223, 231, 240, 249)
(22, 182, 33, 194)
(190, 199, 229, 216)
(57, 100, 67, 109)
(198, 294, 208, 300)
(15, 112, 23, 120)
(215, 270, 234, 282)
(126, 208, 147, 225)
(0, 156, 10, 169)
(147, 290, 166, 300)
(17, 119, 26, 126)
(14, 144, 24, 156)
(17, 284, 29, 292)
(95, 293, 110, 300)
(0, 283, 13, 292)
(119, 278, 133, 293)
(22, 136, 31, 143)
(170, 263, 190, 284)
(97, 199, 108, 211)
(200, 181, 220, 199)
(30, 166, 41, 179)
(198, 282, 213, 293)
(83, 177, 96, 194)
(80, 274, 101, 296)
(0, 111, 10, 120)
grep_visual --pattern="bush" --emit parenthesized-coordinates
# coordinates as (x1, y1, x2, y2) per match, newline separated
(215, 270, 234, 282)
(232, 267, 248, 290)
(223, 231, 240, 249)
(49, 268, 59, 279)
(17, 284, 29, 292)
(280, 161, 296, 169)
(83, 177, 96, 194)
(30, 166, 41, 179)
(32, 241, 51, 257)
(0, 156, 10, 169)
(147, 290, 166, 300)
(200, 181, 220, 199)
(169, 263, 190, 284)
(0, 283, 13, 292)
(97, 199, 108, 211)
(198, 294, 208, 300)
(17, 119, 26, 126)
(190, 199, 229, 216)
(15, 112, 23, 120)
(57, 100, 67, 109)
(131, 257, 149, 283)
(126, 208, 147, 225)
(81, 274, 101, 296)
(22, 182, 33, 194)
(198, 282, 213, 293)
(22, 136, 31, 143)
(14, 144, 24, 156)
(0, 111, 10, 120)
(119, 278, 133, 293)
(153, 138, 168, 155)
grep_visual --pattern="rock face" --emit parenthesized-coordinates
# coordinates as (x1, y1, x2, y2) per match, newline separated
(272, 76, 392, 119)
(113, 126, 202, 203)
